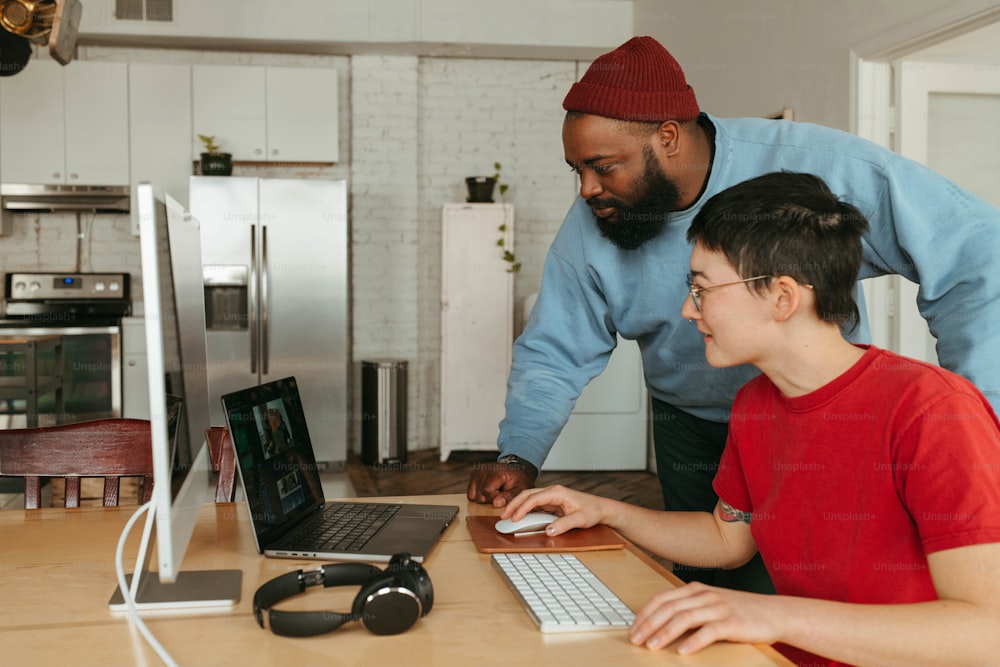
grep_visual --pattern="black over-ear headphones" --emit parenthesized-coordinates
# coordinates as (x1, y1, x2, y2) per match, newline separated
(253, 552, 434, 637)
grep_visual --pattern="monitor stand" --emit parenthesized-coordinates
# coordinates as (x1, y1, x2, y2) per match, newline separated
(108, 501, 242, 613)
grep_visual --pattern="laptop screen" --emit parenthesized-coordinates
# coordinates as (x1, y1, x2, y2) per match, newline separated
(222, 377, 325, 543)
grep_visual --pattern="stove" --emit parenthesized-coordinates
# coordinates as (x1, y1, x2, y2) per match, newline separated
(1, 272, 131, 428)
(4, 272, 130, 323)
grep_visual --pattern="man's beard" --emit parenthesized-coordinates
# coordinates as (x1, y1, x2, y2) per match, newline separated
(591, 146, 681, 250)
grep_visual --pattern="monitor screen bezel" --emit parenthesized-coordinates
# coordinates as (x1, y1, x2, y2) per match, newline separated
(136, 182, 214, 584)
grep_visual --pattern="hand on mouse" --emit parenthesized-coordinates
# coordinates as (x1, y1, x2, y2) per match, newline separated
(500, 484, 610, 536)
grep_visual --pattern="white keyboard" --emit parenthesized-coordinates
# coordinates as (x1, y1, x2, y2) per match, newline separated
(492, 553, 636, 633)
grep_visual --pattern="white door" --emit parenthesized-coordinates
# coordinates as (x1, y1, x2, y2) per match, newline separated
(891, 59, 1000, 363)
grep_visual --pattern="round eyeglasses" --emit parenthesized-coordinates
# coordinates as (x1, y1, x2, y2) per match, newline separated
(685, 275, 813, 311)
(685, 274, 771, 311)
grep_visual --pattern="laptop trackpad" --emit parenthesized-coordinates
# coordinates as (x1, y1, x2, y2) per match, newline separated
(367, 517, 448, 554)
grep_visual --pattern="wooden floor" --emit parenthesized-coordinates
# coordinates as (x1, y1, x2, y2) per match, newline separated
(346, 449, 665, 511)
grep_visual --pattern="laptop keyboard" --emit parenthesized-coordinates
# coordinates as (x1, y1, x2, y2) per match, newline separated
(284, 502, 401, 552)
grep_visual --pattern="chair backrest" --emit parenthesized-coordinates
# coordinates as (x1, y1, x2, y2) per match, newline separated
(205, 426, 237, 503)
(0, 418, 154, 509)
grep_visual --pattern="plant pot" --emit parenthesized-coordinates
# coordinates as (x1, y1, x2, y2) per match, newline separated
(465, 176, 497, 203)
(200, 152, 233, 176)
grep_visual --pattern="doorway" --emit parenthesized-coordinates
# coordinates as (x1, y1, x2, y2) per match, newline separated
(855, 13, 1000, 364)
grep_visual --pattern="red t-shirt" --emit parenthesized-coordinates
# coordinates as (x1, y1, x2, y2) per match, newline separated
(713, 346, 1000, 667)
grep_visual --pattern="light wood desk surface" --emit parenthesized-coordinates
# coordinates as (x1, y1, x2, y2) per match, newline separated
(0, 494, 792, 666)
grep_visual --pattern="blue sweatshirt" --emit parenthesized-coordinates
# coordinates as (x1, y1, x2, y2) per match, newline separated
(499, 113, 1000, 469)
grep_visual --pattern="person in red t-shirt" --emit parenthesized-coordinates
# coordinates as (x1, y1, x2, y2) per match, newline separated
(501, 171, 1000, 667)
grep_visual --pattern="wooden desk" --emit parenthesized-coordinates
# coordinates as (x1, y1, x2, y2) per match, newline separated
(0, 494, 792, 666)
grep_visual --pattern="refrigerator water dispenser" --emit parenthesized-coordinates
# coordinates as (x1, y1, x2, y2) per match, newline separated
(204, 265, 248, 331)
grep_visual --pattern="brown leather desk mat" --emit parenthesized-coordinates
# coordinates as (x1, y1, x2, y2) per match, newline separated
(466, 515, 626, 553)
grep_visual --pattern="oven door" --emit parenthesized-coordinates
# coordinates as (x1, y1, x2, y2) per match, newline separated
(0, 324, 121, 428)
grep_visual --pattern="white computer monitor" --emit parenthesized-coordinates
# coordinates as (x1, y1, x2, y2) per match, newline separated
(109, 183, 241, 611)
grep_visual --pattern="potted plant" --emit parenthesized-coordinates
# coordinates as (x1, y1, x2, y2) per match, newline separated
(197, 134, 233, 176)
(465, 160, 507, 203)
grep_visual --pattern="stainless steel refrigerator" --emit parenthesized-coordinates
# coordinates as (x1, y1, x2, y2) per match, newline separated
(190, 176, 348, 463)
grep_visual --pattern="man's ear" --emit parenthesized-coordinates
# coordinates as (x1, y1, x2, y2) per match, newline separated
(771, 276, 806, 323)
(656, 120, 681, 156)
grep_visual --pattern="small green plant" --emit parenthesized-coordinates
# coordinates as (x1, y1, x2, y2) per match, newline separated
(197, 134, 223, 154)
(493, 162, 520, 273)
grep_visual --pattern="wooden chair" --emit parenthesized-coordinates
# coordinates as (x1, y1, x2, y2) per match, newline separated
(0, 418, 154, 509)
(205, 426, 237, 503)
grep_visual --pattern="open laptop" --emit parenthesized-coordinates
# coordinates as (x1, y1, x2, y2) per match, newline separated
(222, 376, 458, 563)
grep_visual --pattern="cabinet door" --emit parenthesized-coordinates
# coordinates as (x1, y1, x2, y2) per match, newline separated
(440, 204, 514, 459)
(64, 62, 130, 184)
(0, 60, 65, 184)
(192, 65, 267, 160)
(266, 67, 339, 162)
(129, 63, 193, 234)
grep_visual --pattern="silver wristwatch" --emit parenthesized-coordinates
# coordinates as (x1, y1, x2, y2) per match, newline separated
(497, 455, 538, 476)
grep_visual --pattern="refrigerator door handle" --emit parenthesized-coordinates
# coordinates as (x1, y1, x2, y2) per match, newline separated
(261, 224, 269, 375)
(250, 224, 258, 375)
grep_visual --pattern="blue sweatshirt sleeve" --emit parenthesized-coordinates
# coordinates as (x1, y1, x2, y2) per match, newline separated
(860, 154, 1000, 410)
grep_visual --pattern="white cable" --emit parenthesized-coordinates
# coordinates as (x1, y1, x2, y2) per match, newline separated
(114, 501, 179, 667)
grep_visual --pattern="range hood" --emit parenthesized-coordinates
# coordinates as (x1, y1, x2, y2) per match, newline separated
(0, 183, 131, 213)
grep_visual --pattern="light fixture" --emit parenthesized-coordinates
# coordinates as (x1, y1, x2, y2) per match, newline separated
(0, 0, 80, 65)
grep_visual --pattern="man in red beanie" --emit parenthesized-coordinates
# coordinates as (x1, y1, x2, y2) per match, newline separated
(467, 36, 1000, 595)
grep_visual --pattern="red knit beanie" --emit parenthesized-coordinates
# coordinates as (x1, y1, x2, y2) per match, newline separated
(563, 36, 699, 121)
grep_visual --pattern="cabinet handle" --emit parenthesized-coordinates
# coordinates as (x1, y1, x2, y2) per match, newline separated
(53, 172, 61, 179)
(254, 148, 263, 156)
(70, 173, 78, 180)
(271, 149, 278, 156)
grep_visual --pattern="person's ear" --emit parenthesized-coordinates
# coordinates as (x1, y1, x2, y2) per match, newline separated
(771, 276, 804, 323)
(656, 120, 681, 157)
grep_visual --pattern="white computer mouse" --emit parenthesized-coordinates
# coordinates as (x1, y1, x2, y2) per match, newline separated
(494, 512, 560, 535)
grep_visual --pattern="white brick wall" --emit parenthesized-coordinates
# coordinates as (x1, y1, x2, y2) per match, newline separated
(350, 54, 421, 454)
(413, 57, 577, 454)
(0, 48, 582, 460)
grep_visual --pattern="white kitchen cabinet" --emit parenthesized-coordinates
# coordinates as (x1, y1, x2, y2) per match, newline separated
(191, 65, 338, 163)
(128, 63, 193, 235)
(0, 60, 129, 185)
(440, 203, 514, 461)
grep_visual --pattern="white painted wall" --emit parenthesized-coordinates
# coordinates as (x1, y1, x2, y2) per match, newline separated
(632, 0, 999, 131)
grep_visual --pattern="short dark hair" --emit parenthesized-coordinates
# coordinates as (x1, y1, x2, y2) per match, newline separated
(686, 172, 869, 332)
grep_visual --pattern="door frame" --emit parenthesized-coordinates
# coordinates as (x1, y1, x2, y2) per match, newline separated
(850, 0, 1000, 355)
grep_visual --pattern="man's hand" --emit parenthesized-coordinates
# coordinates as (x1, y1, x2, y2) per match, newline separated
(466, 457, 538, 508)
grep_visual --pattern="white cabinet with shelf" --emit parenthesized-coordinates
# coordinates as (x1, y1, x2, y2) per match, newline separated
(191, 65, 339, 163)
(0, 60, 129, 185)
(440, 203, 514, 461)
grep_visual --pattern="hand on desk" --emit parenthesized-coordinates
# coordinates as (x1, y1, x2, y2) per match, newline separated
(629, 582, 781, 655)
(467, 461, 537, 508)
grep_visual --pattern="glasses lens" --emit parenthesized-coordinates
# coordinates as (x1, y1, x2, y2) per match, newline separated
(685, 275, 700, 311)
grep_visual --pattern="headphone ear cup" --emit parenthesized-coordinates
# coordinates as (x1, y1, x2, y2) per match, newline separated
(404, 562, 434, 616)
(353, 572, 422, 635)
(387, 553, 434, 616)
